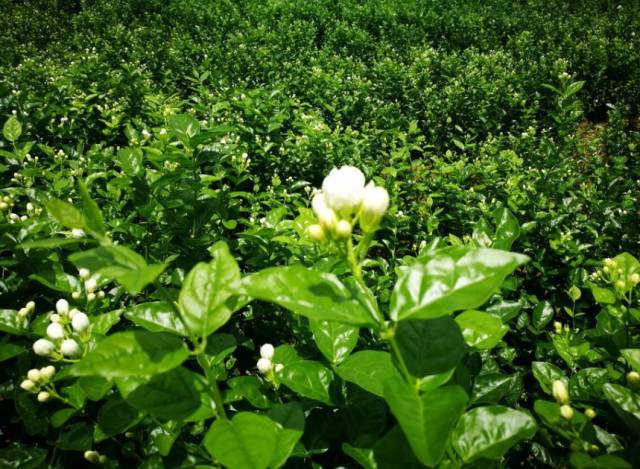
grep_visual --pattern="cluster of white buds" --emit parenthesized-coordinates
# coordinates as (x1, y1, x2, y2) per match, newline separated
(70, 269, 106, 302)
(0, 195, 13, 211)
(17, 300, 36, 319)
(552, 380, 574, 420)
(256, 344, 283, 375)
(308, 166, 389, 242)
(32, 299, 90, 359)
(84, 450, 107, 464)
(20, 365, 56, 402)
(69, 228, 85, 238)
(599, 258, 640, 293)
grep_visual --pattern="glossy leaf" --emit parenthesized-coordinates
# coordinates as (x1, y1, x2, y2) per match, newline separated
(455, 310, 508, 349)
(531, 361, 566, 394)
(603, 383, 640, 434)
(391, 247, 529, 320)
(124, 301, 187, 336)
(621, 349, 640, 372)
(280, 360, 334, 405)
(384, 377, 468, 466)
(204, 412, 279, 469)
(268, 402, 305, 468)
(77, 179, 106, 238)
(452, 406, 537, 462)
(238, 266, 376, 326)
(492, 207, 520, 250)
(44, 199, 85, 229)
(3, 116, 22, 142)
(70, 331, 189, 378)
(337, 351, 402, 397)
(309, 319, 359, 364)
(532, 301, 554, 330)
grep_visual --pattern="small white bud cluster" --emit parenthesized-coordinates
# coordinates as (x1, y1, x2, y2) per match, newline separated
(84, 450, 107, 464)
(308, 166, 389, 243)
(0, 195, 12, 211)
(596, 257, 639, 295)
(32, 298, 89, 359)
(17, 300, 36, 319)
(70, 228, 85, 238)
(256, 343, 283, 375)
(20, 365, 56, 403)
(552, 380, 573, 420)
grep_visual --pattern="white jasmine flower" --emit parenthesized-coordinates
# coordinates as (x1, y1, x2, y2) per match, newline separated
(312, 192, 337, 230)
(359, 183, 389, 232)
(26, 301, 35, 311)
(33, 339, 55, 356)
(257, 358, 273, 374)
(307, 224, 325, 242)
(46, 323, 65, 340)
(56, 299, 69, 315)
(27, 369, 42, 382)
(552, 380, 569, 404)
(70, 228, 85, 238)
(68, 308, 80, 319)
(40, 366, 55, 380)
(60, 339, 81, 358)
(78, 268, 90, 279)
(260, 343, 275, 360)
(37, 391, 50, 402)
(71, 291, 81, 299)
(20, 379, 36, 392)
(85, 278, 97, 293)
(321, 166, 366, 214)
(50, 313, 61, 323)
(335, 220, 352, 238)
(87, 292, 96, 302)
(72, 312, 90, 332)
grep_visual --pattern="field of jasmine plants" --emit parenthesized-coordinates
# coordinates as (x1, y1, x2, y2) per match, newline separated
(1, 0, 640, 467)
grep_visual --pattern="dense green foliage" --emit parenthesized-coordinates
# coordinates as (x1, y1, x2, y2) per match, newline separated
(1, 0, 639, 467)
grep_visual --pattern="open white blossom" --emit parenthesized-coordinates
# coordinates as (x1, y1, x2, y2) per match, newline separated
(311, 192, 337, 229)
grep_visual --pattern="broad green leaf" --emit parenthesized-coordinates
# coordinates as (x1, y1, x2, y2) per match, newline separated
(337, 351, 402, 397)
(570, 452, 632, 469)
(124, 301, 187, 336)
(205, 333, 237, 365)
(238, 266, 376, 326)
(532, 301, 554, 330)
(0, 309, 25, 335)
(492, 208, 520, 250)
(0, 344, 25, 362)
(51, 408, 77, 428)
(472, 372, 522, 405)
(179, 241, 241, 338)
(621, 349, 640, 372)
(96, 398, 139, 439)
(0, 444, 47, 469)
(603, 383, 640, 434)
(268, 402, 305, 468)
(384, 377, 468, 466)
(280, 360, 334, 405)
(44, 199, 85, 229)
(91, 310, 121, 335)
(117, 147, 144, 176)
(3, 116, 22, 142)
(455, 310, 508, 349)
(569, 368, 608, 401)
(126, 367, 215, 421)
(70, 331, 188, 378)
(309, 319, 359, 365)
(78, 377, 112, 401)
(204, 412, 279, 469)
(29, 270, 80, 293)
(77, 179, 106, 238)
(343, 425, 423, 469)
(56, 422, 92, 450)
(390, 247, 529, 320)
(452, 406, 537, 462)
(169, 114, 201, 146)
(531, 361, 566, 394)
(225, 376, 271, 409)
(591, 286, 616, 305)
(395, 316, 465, 377)
(70, 245, 166, 294)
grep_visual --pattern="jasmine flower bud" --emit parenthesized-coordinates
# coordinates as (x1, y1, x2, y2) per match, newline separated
(47, 322, 65, 340)
(321, 166, 366, 214)
(56, 299, 69, 315)
(97, 291, 105, 299)
(585, 408, 596, 419)
(71, 228, 85, 238)
(87, 292, 96, 302)
(260, 343, 275, 359)
(72, 312, 90, 332)
(335, 219, 352, 238)
(27, 369, 42, 382)
(257, 358, 273, 374)
(26, 301, 35, 311)
(50, 313, 61, 323)
(17, 308, 29, 318)
(359, 183, 389, 232)
(20, 379, 36, 392)
(85, 278, 97, 293)
(627, 371, 640, 389)
(312, 193, 337, 230)
(552, 380, 569, 404)
(41, 366, 56, 380)
(553, 321, 562, 333)
(71, 291, 81, 299)
(68, 308, 81, 319)
(84, 450, 100, 463)
(60, 339, 81, 358)
(33, 339, 55, 356)
(99, 455, 107, 464)
(37, 391, 50, 402)
(78, 268, 90, 279)
(307, 224, 325, 242)
(560, 404, 574, 420)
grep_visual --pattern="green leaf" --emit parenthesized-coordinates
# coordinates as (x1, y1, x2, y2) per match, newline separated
(204, 412, 279, 469)
(96, 398, 139, 439)
(532, 301, 554, 330)
(455, 310, 508, 349)
(603, 383, 640, 434)
(0, 444, 47, 469)
(343, 426, 422, 469)
(384, 377, 468, 466)
(44, 199, 85, 230)
(396, 316, 465, 377)
(56, 422, 93, 450)
(492, 208, 520, 250)
(77, 179, 106, 238)
(621, 349, 640, 373)
(51, 408, 77, 428)
(126, 367, 215, 421)
(531, 361, 566, 394)
(391, 247, 529, 320)
(337, 351, 402, 398)
(70, 331, 189, 378)
(124, 302, 187, 336)
(452, 406, 537, 462)
(280, 360, 334, 404)
(169, 114, 201, 146)
(309, 319, 359, 365)
(117, 147, 144, 177)
(225, 376, 271, 409)
(591, 286, 617, 305)
(3, 116, 22, 142)
(179, 241, 241, 338)
(0, 344, 25, 362)
(70, 245, 166, 294)
(268, 402, 305, 468)
(0, 309, 25, 335)
(29, 270, 80, 294)
(239, 266, 376, 326)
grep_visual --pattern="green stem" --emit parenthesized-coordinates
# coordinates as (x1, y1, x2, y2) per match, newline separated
(197, 353, 228, 420)
(346, 238, 385, 324)
(386, 328, 416, 386)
